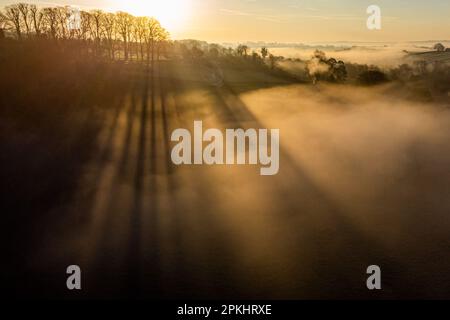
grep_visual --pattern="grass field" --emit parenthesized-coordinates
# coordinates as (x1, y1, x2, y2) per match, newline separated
(2, 39, 450, 299)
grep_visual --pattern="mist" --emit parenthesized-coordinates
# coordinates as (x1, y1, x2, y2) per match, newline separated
(270, 42, 450, 67)
(241, 83, 450, 250)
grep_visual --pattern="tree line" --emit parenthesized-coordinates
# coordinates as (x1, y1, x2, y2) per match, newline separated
(0, 3, 170, 63)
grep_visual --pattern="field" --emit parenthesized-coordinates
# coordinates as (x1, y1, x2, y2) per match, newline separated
(2, 36, 450, 299)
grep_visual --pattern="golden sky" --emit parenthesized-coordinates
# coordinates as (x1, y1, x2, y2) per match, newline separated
(1, 0, 449, 42)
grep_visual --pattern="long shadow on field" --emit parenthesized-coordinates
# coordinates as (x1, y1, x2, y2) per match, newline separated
(203, 79, 404, 297)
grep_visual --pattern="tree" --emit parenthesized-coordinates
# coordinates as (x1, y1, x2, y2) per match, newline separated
(89, 10, 104, 55)
(269, 54, 277, 69)
(237, 44, 249, 57)
(89, 10, 104, 41)
(261, 47, 269, 60)
(433, 43, 445, 52)
(144, 17, 162, 65)
(4, 5, 22, 39)
(55, 6, 70, 39)
(0, 11, 8, 36)
(116, 11, 132, 60)
(17, 3, 31, 36)
(29, 5, 44, 36)
(0, 3, 171, 63)
(252, 51, 260, 62)
(330, 60, 347, 82)
(71, 10, 90, 41)
(0, 12, 6, 38)
(134, 16, 147, 61)
(191, 45, 204, 59)
(101, 12, 117, 59)
(42, 7, 59, 39)
(358, 69, 387, 85)
(306, 50, 348, 83)
(208, 44, 220, 59)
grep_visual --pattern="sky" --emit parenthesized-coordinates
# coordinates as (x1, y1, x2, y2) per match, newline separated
(1, 0, 449, 42)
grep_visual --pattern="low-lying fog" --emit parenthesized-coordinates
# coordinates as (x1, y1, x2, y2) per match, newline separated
(241, 83, 450, 249)
(269, 42, 450, 67)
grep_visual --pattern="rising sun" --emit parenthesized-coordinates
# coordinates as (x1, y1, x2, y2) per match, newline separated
(111, 0, 191, 32)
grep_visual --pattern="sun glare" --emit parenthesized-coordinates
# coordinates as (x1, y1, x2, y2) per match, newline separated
(111, 0, 191, 32)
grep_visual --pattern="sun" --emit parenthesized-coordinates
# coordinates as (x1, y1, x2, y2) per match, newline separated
(111, 0, 191, 32)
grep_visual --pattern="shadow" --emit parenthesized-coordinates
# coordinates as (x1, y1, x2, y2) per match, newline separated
(118, 87, 138, 178)
(206, 79, 403, 294)
(159, 66, 176, 176)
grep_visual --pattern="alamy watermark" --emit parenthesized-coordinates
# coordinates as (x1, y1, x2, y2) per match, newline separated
(67, 6, 81, 31)
(366, 265, 382, 290)
(66, 265, 81, 290)
(171, 121, 280, 176)
(367, 5, 382, 30)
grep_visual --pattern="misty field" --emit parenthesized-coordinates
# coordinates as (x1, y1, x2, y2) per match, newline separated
(1, 31, 450, 299)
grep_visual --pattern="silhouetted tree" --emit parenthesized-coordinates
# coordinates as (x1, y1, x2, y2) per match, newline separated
(134, 16, 147, 61)
(391, 63, 413, 82)
(144, 17, 163, 65)
(261, 47, 269, 60)
(4, 5, 22, 39)
(358, 69, 387, 85)
(43, 7, 59, 39)
(116, 11, 132, 60)
(237, 44, 249, 57)
(306, 50, 347, 83)
(0, 2, 170, 63)
(29, 5, 44, 36)
(17, 3, 31, 36)
(434, 43, 445, 52)
(156, 28, 169, 61)
(102, 12, 117, 59)
(0, 11, 7, 37)
(76, 10, 92, 41)
(55, 6, 70, 39)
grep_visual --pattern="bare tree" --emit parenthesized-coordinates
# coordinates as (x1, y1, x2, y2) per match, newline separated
(144, 17, 162, 65)
(90, 10, 104, 39)
(89, 10, 104, 55)
(29, 5, 44, 36)
(128, 16, 139, 59)
(77, 11, 92, 40)
(156, 27, 169, 61)
(1, 2, 171, 63)
(55, 7, 70, 39)
(0, 12, 7, 39)
(102, 12, 117, 59)
(134, 16, 148, 61)
(4, 5, 23, 39)
(17, 3, 31, 36)
(116, 11, 132, 60)
(42, 7, 59, 39)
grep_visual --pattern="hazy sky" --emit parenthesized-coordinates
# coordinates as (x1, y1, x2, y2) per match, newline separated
(1, 0, 449, 42)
